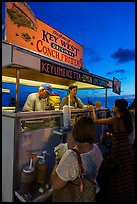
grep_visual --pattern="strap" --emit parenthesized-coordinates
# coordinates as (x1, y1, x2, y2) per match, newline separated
(34, 100, 36, 111)
(68, 95, 78, 108)
(72, 149, 96, 185)
(68, 95, 70, 107)
(72, 149, 84, 176)
(72, 149, 85, 192)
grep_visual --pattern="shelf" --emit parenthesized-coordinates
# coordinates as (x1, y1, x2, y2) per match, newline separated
(15, 188, 53, 202)
(53, 126, 72, 135)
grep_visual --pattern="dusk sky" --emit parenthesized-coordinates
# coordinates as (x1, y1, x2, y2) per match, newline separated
(2, 2, 135, 108)
(25, 1, 135, 97)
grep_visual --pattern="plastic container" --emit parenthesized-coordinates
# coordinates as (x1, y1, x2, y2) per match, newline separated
(35, 159, 48, 186)
(95, 101, 101, 108)
(63, 105, 71, 128)
(20, 165, 36, 196)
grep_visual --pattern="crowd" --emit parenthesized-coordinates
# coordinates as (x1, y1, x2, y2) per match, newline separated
(51, 98, 135, 202)
(22, 83, 135, 202)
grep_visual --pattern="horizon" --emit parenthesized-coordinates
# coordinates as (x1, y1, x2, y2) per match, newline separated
(2, 82, 135, 111)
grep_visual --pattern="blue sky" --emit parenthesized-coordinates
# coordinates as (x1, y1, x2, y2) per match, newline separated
(24, 2, 135, 97)
(2, 2, 135, 108)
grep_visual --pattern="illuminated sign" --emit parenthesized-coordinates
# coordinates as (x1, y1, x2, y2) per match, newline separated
(41, 60, 90, 82)
(113, 77, 121, 95)
(92, 77, 108, 87)
(41, 60, 109, 87)
(5, 2, 83, 69)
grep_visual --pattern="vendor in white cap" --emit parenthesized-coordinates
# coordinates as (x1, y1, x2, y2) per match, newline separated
(22, 83, 54, 111)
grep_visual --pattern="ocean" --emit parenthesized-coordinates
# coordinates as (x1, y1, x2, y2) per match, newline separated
(2, 82, 135, 111)
(80, 95, 135, 111)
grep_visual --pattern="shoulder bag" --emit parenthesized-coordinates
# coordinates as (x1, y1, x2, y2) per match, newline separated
(52, 149, 96, 202)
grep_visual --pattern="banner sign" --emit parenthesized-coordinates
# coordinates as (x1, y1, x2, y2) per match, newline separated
(6, 2, 83, 69)
(113, 77, 121, 95)
(41, 60, 109, 87)
(92, 77, 108, 87)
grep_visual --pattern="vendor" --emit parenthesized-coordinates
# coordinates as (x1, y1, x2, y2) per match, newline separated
(22, 83, 54, 111)
(59, 84, 91, 110)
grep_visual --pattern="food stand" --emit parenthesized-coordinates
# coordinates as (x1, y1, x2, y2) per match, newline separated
(2, 2, 113, 202)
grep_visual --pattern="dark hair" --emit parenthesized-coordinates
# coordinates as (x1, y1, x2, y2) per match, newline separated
(68, 84, 78, 91)
(72, 116, 96, 144)
(128, 99, 135, 110)
(115, 99, 133, 134)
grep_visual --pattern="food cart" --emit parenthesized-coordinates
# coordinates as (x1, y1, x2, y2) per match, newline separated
(2, 2, 113, 202)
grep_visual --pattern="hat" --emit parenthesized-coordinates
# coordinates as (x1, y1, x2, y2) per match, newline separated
(39, 83, 54, 95)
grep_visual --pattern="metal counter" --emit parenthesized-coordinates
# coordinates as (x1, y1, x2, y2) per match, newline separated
(2, 108, 108, 202)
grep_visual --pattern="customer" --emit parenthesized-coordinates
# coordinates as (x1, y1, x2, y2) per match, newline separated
(59, 84, 90, 109)
(51, 116, 103, 202)
(91, 99, 135, 202)
(128, 98, 135, 170)
(128, 99, 135, 145)
(22, 83, 54, 111)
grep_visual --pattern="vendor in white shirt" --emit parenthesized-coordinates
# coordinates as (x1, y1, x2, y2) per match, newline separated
(59, 84, 91, 110)
(22, 83, 54, 112)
